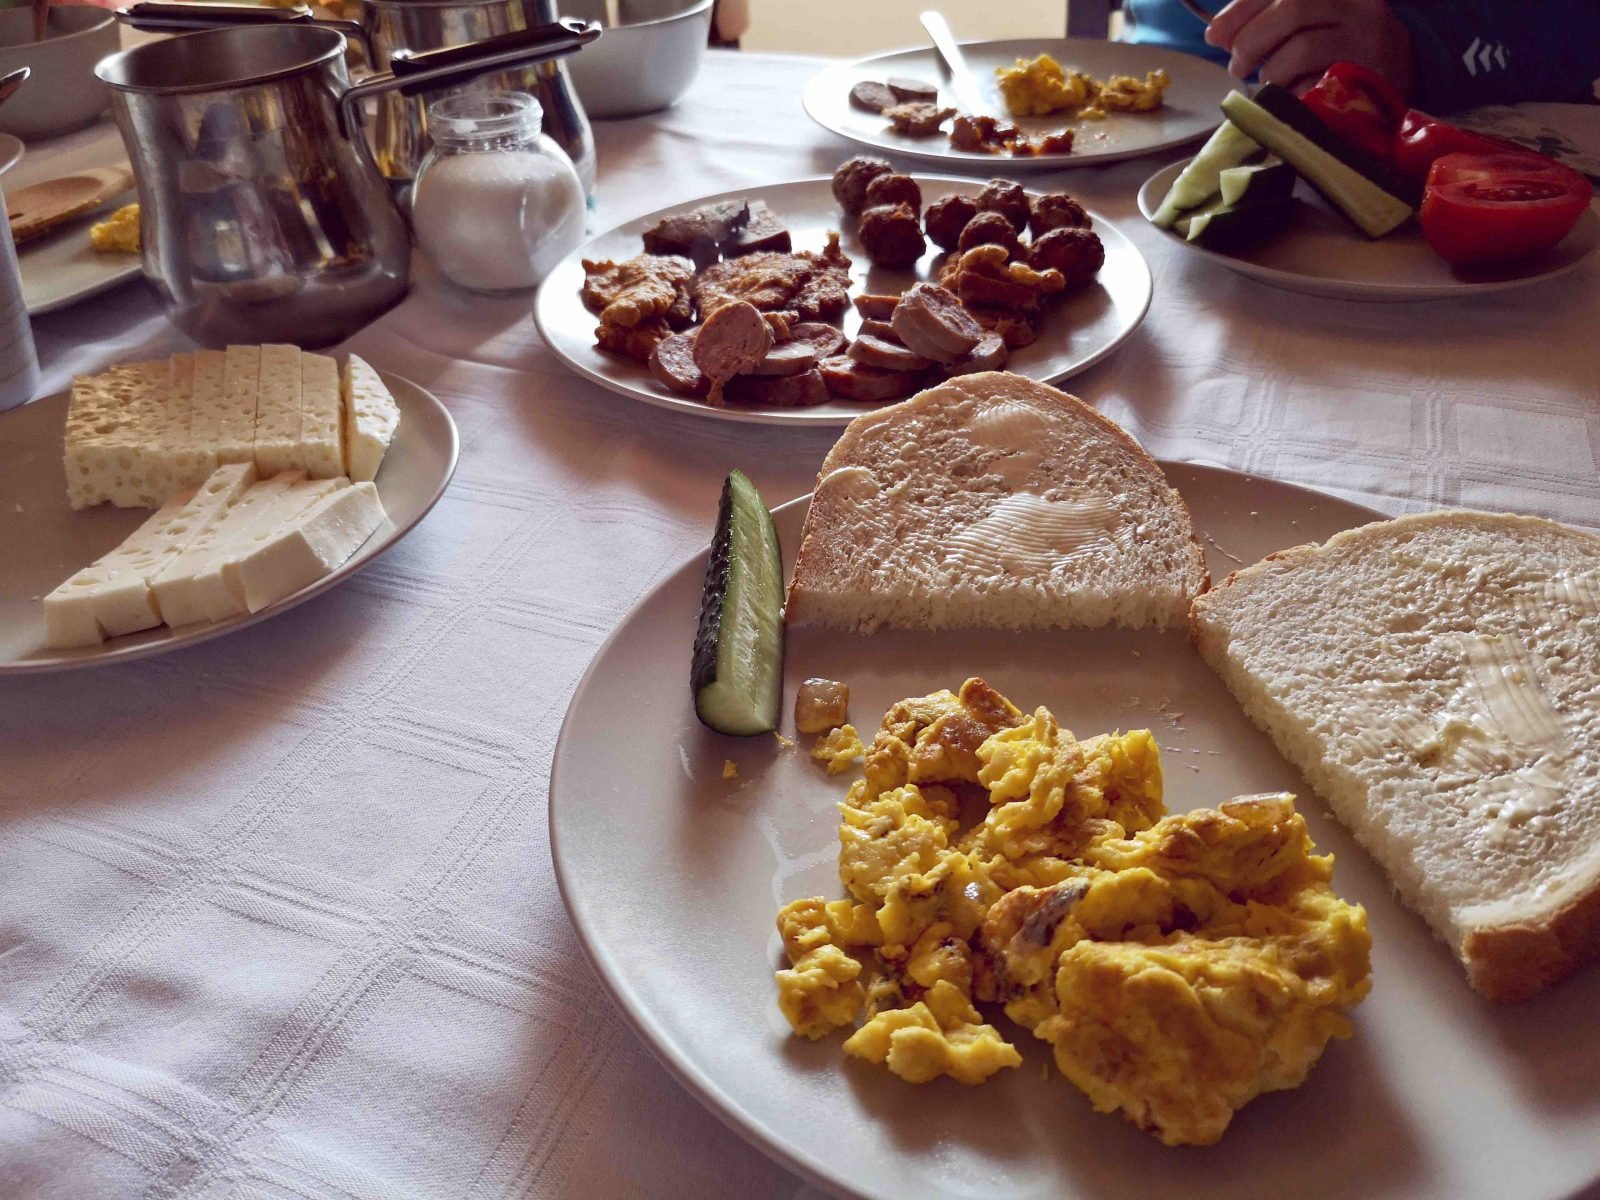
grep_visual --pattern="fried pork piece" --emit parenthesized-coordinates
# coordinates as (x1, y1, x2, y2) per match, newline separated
(691, 233, 854, 322)
(939, 244, 1064, 311)
(581, 254, 695, 328)
(884, 101, 956, 137)
(640, 200, 750, 264)
(595, 316, 675, 363)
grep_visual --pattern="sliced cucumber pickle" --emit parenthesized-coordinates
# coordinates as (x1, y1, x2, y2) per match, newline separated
(692, 470, 785, 736)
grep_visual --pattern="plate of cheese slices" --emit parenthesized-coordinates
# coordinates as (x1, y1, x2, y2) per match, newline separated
(0, 346, 458, 673)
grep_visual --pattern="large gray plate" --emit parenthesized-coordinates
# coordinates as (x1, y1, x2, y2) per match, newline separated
(534, 176, 1152, 426)
(1138, 157, 1600, 302)
(0, 372, 457, 673)
(802, 39, 1235, 170)
(550, 465, 1600, 1200)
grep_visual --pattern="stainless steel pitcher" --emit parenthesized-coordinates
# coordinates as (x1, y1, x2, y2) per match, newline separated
(95, 20, 598, 347)
(121, 0, 597, 192)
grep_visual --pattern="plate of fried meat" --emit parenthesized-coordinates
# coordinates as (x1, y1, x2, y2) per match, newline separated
(533, 166, 1153, 425)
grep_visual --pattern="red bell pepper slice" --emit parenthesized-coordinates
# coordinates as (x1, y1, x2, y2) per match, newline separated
(1301, 62, 1407, 162)
(1392, 110, 1538, 191)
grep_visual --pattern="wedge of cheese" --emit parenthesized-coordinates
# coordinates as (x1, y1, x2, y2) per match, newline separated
(300, 352, 346, 478)
(227, 482, 386, 613)
(44, 463, 259, 647)
(149, 471, 319, 626)
(253, 344, 304, 474)
(342, 355, 400, 483)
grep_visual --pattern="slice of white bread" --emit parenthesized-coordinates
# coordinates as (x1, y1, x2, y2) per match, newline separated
(786, 372, 1208, 632)
(1190, 510, 1600, 1001)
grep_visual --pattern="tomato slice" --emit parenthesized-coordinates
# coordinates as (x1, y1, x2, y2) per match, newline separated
(1420, 153, 1594, 266)
(1392, 110, 1533, 191)
(1302, 63, 1407, 162)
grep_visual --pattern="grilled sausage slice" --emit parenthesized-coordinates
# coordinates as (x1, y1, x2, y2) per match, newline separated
(649, 330, 710, 396)
(693, 301, 772, 405)
(820, 355, 924, 402)
(750, 340, 820, 377)
(890, 282, 983, 360)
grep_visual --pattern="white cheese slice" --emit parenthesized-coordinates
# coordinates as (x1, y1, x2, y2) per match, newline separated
(253, 344, 304, 475)
(150, 470, 313, 627)
(227, 482, 386, 614)
(299, 352, 345, 479)
(166, 353, 221, 492)
(189, 349, 229, 455)
(218, 345, 262, 466)
(63, 361, 169, 509)
(43, 463, 258, 647)
(342, 355, 400, 483)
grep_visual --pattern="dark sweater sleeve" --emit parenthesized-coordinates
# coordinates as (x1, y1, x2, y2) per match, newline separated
(1391, 0, 1600, 112)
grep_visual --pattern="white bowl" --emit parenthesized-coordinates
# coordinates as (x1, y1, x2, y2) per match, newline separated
(558, 0, 713, 119)
(0, 5, 118, 141)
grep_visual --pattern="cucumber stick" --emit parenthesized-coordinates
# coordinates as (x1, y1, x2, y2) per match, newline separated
(1150, 121, 1264, 227)
(692, 470, 784, 736)
(1221, 88, 1412, 238)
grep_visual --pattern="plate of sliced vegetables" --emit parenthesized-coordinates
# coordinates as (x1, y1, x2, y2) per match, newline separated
(1139, 68, 1600, 302)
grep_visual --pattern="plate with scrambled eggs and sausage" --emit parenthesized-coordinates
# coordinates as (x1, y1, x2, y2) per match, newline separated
(803, 39, 1237, 170)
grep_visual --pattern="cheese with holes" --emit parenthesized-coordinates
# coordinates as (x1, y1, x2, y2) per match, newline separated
(63, 361, 169, 509)
(164, 353, 221, 492)
(342, 354, 400, 482)
(300, 352, 345, 478)
(228, 482, 385, 613)
(219, 345, 261, 466)
(253, 344, 304, 474)
(44, 463, 259, 646)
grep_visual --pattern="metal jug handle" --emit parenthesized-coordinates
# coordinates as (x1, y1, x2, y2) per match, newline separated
(335, 18, 600, 137)
(118, 2, 371, 57)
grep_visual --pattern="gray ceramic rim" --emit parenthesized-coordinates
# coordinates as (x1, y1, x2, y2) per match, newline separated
(0, 4, 115, 48)
(94, 24, 347, 95)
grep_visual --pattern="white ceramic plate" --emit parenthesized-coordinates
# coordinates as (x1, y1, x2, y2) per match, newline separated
(17, 187, 144, 316)
(535, 176, 1152, 426)
(802, 39, 1235, 171)
(0, 372, 458, 674)
(1138, 157, 1600, 302)
(550, 464, 1600, 1200)
(0, 133, 24, 176)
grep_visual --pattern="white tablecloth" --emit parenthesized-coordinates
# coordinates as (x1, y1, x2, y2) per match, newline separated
(2, 50, 1597, 1200)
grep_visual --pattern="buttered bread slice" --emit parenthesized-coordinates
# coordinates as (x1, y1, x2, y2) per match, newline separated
(786, 372, 1208, 632)
(1190, 511, 1600, 1001)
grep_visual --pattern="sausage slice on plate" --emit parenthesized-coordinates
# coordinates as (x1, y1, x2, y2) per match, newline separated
(787, 322, 849, 358)
(945, 332, 1008, 376)
(848, 333, 931, 372)
(820, 356, 924, 402)
(750, 341, 820, 377)
(726, 369, 830, 408)
(693, 301, 772, 405)
(891, 282, 984, 360)
(649, 330, 709, 397)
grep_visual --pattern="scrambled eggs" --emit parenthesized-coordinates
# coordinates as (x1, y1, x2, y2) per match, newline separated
(811, 723, 866, 774)
(995, 54, 1170, 119)
(773, 679, 1371, 1145)
(89, 203, 140, 254)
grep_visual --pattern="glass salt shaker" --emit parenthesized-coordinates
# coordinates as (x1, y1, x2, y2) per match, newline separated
(410, 91, 587, 294)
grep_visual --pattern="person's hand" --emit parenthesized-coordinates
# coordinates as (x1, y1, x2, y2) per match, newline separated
(1204, 0, 1415, 98)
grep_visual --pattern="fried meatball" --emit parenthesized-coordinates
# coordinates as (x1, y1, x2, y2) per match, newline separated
(864, 172, 923, 212)
(1029, 227, 1105, 288)
(1029, 192, 1092, 237)
(976, 179, 1031, 232)
(832, 156, 894, 215)
(957, 210, 1023, 257)
(924, 194, 979, 251)
(858, 203, 927, 269)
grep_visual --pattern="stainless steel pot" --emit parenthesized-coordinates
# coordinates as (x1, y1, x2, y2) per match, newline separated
(95, 20, 598, 347)
(121, 0, 597, 191)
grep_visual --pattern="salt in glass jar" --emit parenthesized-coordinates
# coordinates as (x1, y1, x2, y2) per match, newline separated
(411, 91, 587, 294)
